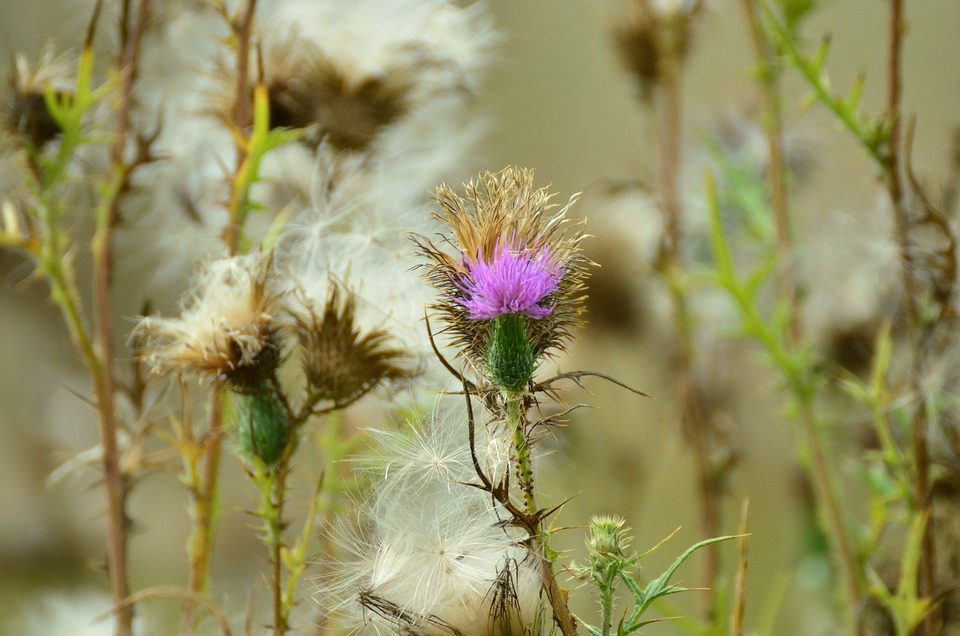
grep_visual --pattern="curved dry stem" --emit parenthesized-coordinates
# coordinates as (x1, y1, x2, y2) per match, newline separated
(101, 587, 232, 636)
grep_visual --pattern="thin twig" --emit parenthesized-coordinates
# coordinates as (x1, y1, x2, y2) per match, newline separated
(730, 499, 749, 636)
(799, 399, 862, 619)
(223, 0, 258, 254)
(533, 370, 649, 397)
(653, 23, 722, 613)
(183, 388, 225, 628)
(425, 311, 475, 390)
(886, 2, 937, 631)
(93, 2, 150, 632)
(740, 0, 800, 345)
(271, 469, 288, 635)
(103, 587, 232, 636)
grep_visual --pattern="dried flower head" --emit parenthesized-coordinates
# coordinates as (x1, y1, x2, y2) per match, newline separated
(134, 253, 280, 387)
(613, 0, 699, 100)
(416, 167, 589, 387)
(291, 281, 413, 406)
(265, 39, 412, 152)
(3, 51, 74, 149)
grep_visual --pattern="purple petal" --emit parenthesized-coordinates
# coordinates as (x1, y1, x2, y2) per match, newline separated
(455, 242, 562, 321)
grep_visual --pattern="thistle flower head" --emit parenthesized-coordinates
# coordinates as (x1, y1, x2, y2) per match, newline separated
(613, 0, 699, 100)
(264, 38, 413, 152)
(3, 50, 74, 149)
(134, 253, 279, 387)
(275, 156, 443, 381)
(289, 281, 414, 406)
(588, 514, 632, 559)
(457, 241, 562, 321)
(416, 167, 589, 385)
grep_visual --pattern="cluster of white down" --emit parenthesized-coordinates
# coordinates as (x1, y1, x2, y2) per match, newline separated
(118, 0, 496, 313)
(11, 588, 147, 636)
(132, 253, 273, 376)
(319, 401, 543, 634)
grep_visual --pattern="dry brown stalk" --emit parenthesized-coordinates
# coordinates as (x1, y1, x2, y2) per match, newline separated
(884, 2, 938, 633)
(654, 21, 722, 614)
(92, 1, 150, 632)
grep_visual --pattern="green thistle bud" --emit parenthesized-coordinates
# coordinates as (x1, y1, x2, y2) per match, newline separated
(233, 387, 290, 467)
(588, 514, 631, 561)
(486, 313, 535, 392)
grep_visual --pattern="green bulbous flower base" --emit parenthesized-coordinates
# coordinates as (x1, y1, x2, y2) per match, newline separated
(233, 388, 290, 467)
(485, 313, 535, 393)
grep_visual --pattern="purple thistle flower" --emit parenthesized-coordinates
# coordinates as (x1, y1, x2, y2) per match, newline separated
(456, 242, 562, 321)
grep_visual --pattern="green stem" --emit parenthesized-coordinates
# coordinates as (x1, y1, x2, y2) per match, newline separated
(797, 398, 861, 624)
(507, 393, 536, 516)
(181, 389, 224, 634)
(281, 413, 351, 617)
(706, 172, 861, 622)
(255, 463, 288, 635)
(501, 390, 578, 635)
(599, 567, 615, 636)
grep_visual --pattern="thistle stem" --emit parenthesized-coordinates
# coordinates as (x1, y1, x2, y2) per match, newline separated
(885, 2, 936, 630)
(503, 391, 578, 635)
(798, 398, 861, 625)
(599, 568, 615, 636)
(223, 0, 258, 254)
(740, 0, 799, 346)
(254, 462, 289, 635)
(181, 389, 224, 634)
(184, 2, 259, 626)
(92, 2, 149, 630)
(655, 25, 722, 610)
(506, 393, 536, 516)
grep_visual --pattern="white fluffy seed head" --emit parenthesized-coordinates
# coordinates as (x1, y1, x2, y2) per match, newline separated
(12, 589, 148, 636)
(133, 253, 276, 379)
(274, 155, 449, 382)
(316, 400, 542, 634)
(118, 0, 496, 304)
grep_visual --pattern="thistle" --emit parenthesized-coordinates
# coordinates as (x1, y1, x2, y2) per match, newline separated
(264, 38, 412, 152)
(134, 253, 280, 389)
(3, 50, 74, 150)
(134, 253, 290, 466)
(289, 281, 414, 409)
(612, 0, 700, 101)
(416, 166, 589, 391)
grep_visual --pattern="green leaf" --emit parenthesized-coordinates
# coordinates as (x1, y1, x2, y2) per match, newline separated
(622, 534, 740, 632)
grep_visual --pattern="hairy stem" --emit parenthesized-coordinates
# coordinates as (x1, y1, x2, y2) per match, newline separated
(507, 394, 536, 516)
(504, 392, 578, 635)
(270, 471, 288, 636)
(599, 571, 614, 636)
(253, 461, 289, 636)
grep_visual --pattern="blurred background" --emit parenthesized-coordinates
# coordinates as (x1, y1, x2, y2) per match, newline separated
(1, 0, 959, 633)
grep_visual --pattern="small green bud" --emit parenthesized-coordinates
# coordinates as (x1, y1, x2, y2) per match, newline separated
(588, 514, 631, 560)
(485, 313, 535, 392)
(233, 387, 290, 467)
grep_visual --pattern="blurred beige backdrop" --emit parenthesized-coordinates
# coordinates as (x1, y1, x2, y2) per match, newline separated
(1, 0, 959, 634)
